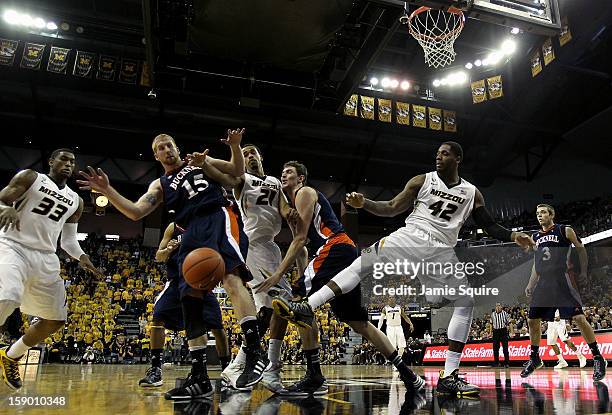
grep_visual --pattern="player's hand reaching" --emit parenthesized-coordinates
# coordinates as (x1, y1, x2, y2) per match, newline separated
(221, 128, 245, 147)
(345, 192, 365, 209)
(185, 149, 210, 168)
(77, 167, 111, 193)
(79, 254, 104, 279)
(254, 269, 282, 294)
(524, 284, 534, 298)
(0, 206, 20, 232)
(512, 232, 535, 252)
(283, 207, 300, 226)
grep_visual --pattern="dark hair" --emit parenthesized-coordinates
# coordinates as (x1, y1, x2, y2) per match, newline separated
(536, 203, 555, 216)
(50, 148, 75, 159)
(441, 141, 463, 161)
(242, 144, 263, 156)
(283, 161, 308, 184)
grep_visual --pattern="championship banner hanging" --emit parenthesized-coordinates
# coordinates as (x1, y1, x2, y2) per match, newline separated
(396, 102, 410, 125)
(47, 46, 70, 74)
(0, 39, 19, 66)
(412, 105, 426, 128)
(428, 107, 442, 130)
(119, 58, 138, 84)
(344, 94, 358, 117)
(531, 51, 543, 77)
(559, 17, 572, 47)
(443, 110, 457, 133)
(471, 79, 487, 104)
(487, 75, 503, 100)
(20, 42, 45, 70)
(359, 96, 375, 120)
(140, 61, 152, 87)
(377, 98, 392, 123)
(73, 51, 96, 78)
(542, 38, 555, 66)
(97, 55, 117, 81)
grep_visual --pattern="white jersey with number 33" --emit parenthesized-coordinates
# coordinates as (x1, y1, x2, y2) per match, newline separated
(405, 171, 476, 246)
(236, 173, 284, 243)
(0, 172, 80, 252)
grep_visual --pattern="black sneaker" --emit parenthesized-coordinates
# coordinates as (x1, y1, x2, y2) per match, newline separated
(235, 348, 269, 389)
(0, 347, 22, 390)
(164, 373, 213, 400)
(400, 390, 427, 414)
(279, 373, 328, 397)
(593, 355, 608, 381)
(139, 366, 163, 387)
(436, 370, 480, 396)
(520, 356, 543, 378)
(401, 372, 426, 391)
(272, 297, 314, 329)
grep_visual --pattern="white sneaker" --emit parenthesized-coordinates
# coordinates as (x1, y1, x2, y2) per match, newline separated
(261, 362, 284, 393)
(554, 360, 569, 369)
(221, 361, 252, 391)
(577, 354, 587, 368)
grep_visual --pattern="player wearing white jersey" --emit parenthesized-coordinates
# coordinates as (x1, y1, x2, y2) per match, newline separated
(378, 301, 414, 358)
(547, 309, 587, 369)
(215, 144, 299, 392)
(275, 142, 534, 397)
(0, 149, 101, 390)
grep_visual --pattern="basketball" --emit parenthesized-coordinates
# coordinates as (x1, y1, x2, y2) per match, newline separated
(182, 248, 225, 291)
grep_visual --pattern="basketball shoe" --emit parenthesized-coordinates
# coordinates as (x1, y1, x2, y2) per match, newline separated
(261, 362, 284, 393)
(278, 372, 328, 397)
(221, 359, 252, 391)
(436, 370, 480, 396)
(164, 372, 213, 400)
(138, 366, 163, 387)
(272, 297, 314, 328)
(235, 348, 269, 388)
(520, 356, 543, 378)
(577, 353, 587, 368)
(554, 359, 568, 369)
(0, 347, 22, 390)
(593, 355, 607, 381)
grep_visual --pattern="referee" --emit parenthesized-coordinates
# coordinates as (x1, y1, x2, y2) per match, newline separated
(491, 303, 510, 367)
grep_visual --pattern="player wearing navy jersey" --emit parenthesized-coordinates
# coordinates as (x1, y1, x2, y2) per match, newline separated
(256, 161, 423, 396)
(138, 221, 230, 388)
(271, 143, 535, 396)
(521, 204, 606, 381)
(78, 130, 269, 399)
(0, 149, 102, 391)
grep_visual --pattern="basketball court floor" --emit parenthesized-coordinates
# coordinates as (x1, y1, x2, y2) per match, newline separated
(2, 364, 610, 414)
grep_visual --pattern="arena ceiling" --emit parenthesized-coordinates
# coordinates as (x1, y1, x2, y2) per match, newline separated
(0, 0, 611, 197)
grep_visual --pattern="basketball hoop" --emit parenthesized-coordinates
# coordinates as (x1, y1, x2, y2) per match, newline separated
(405, 6, 465, 68)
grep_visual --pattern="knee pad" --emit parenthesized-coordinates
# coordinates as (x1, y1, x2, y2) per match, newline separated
(334, 258, 362, 294)
(181, 296, 207, 340)
(257, 307, 273, 335)
(0, 300, 19, 327)
(447, 306, 474, 344)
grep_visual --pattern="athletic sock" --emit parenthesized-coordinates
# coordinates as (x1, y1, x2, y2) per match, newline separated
(588, 342, 601, 357)
(7, 338, 30, 360)
(233, 346, 247, 365)
(189, 346, 208, 377)
(304, 348, 323, 378)
(151, 348, 163, 369)
(268, 339, 282, 366)
(307, 286, 335, 310)
(443, 351, 461, 377)
(219, 356, 231, 370)
(530, 345, 540, 359)
(389, 350, 416, 382)
(240, 317, 261, 351)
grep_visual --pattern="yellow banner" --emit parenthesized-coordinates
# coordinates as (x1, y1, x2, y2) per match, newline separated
(443, 110, 457, 133)
(471, 79, 487, 104)
(344, 94, 358, 117)
(428, 107, 442, 131)
(412, 105, 426, 128)
(542, 38, 555, 66)
(378, 98, 392, 123)
(487, 75, 503, 100)
(559, 17, 572, 47)
(359, 96, 375, 120)
(396, 102, 410, 125)
(531, 51, 542, 77)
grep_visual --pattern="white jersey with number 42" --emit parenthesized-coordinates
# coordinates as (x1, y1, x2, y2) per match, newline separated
(405, 171, 476, 246)
(0, 172, 80, 252)
(236, 173, 284, 243)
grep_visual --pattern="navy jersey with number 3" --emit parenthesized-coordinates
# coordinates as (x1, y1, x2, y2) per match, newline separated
(533, 224, 571, 277)
(160, 164, 230, 227)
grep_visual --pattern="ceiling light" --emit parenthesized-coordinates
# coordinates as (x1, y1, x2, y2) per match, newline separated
(474, 59, 482, 67)
(18, 13, 32, 27)
(400, 80, 410, 90)
(370, 77, 379, 86)
(60, 22, 70, 31)
(501, 39, 517, 55)
(433, 79, 441, 87)
(75, 26, 84, 34)
(381, 77, 391, 88)
(465, 62, 473, 69)
(390, 79, 399, 89)
(487, 51, 503, 65)
(511, 27, 520, 35)
(3, 10, 20, 25)
(33, 17, 45, 29)
(46, 21, 57, 30)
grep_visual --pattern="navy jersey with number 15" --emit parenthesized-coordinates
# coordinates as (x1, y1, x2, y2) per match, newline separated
(160, 163, 230, 227)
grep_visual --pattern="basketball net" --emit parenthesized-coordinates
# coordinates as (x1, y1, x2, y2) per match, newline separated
(404, 5, 465, 68)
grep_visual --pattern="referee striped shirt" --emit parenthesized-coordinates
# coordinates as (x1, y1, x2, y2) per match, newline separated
(491, 310, 510, 329)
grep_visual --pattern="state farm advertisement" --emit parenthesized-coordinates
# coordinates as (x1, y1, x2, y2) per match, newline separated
(422, 332, 612, 363)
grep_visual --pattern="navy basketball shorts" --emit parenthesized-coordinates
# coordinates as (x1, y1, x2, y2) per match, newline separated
(177, 206, 251, 298)
(295, 233, 368, 322)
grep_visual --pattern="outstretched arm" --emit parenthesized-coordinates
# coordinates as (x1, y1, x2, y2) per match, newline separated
(0, 169, 37, 231)
(205, 128, 246, 177)
(346, 174, 425, 218)
(155, 223, 179, 263)
(61, 197, 103, 277)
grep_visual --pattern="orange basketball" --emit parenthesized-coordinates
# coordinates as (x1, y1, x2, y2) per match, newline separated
(182, 248, 225, 291)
